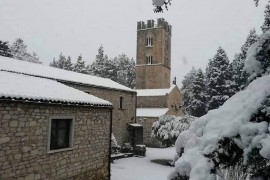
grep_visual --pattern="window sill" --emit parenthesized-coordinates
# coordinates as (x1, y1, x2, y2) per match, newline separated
(47, 147, 74, 154)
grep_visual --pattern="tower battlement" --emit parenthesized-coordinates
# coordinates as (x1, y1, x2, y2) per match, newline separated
(137, 18, 172, 35)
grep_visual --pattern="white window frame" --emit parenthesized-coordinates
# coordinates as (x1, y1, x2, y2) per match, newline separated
(47, 116, 75, 154)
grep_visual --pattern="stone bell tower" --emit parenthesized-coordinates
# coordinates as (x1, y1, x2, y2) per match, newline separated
(136, 18, 172, 89)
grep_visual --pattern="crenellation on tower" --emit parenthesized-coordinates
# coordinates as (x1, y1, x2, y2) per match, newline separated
(137, 18, 172, 35)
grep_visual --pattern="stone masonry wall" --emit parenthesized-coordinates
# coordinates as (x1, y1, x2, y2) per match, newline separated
(0, 101, 111, 180)
(137, 95, 167, 108)
(167, 86, 184, 116)
(136, 65, 170, 89)
(137, 117, 162, 147)
(62, 82, 136, 145)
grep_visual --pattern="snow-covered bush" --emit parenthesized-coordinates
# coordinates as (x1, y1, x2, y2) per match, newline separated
(244, 31, 270, 83)
(151, 115, 196, 147)
(121, 143, 133, 153)
(168, 74, 270, 180)
(111, 133, 121, 154)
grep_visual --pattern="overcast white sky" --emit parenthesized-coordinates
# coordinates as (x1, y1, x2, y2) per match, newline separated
(0, 0, 267, 87)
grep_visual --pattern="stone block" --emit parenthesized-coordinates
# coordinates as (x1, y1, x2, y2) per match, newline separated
(0, 137, 10, 144)
(3, 114, 11, 120)
(10, 120, 18, 128)
(25, 174, 35, 180)
(14, 153, 22, 160)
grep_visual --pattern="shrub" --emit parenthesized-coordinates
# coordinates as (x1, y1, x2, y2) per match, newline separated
(151, 115, 196, 147)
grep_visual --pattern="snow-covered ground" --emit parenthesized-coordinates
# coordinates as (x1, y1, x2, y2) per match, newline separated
(111, 147, 175, 180)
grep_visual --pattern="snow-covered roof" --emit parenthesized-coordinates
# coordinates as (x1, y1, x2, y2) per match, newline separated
(0, 71, 112, 107)
(0, 56, 135, 92)
(136, 85, 176, 97)
(136, 108, 169, 117)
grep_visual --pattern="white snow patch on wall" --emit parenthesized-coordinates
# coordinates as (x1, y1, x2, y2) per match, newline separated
(136, 85, 176, 97)
(137, 108, 169, 117)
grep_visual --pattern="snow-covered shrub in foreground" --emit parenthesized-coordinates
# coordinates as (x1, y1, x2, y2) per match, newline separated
(151, 115, 196, 147)
(244, 30, 270, 83)
(111, 133, 121, 154)
(168, 75, 270, 180)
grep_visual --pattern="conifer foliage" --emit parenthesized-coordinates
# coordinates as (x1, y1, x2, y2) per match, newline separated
(189, 69, 208, 117)
(0, 40, 12, 58)
(73, 55, 87, 74)
(181, 67, 197, 115)
(10, 38, 41, 64)
(207, 47, 233, 110)
(50, 53, 73, 71)
(231, 29, 259, 91)
(88, 46, 136, 88)
(261, 2, 270, 33)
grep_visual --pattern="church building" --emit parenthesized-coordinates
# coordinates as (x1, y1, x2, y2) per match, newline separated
(135, 18, 184, 147)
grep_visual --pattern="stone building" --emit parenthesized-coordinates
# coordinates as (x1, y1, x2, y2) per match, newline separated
(0, 57, 137, 146)
(135, 18, 184, 147)
(0, 71, 112, 179)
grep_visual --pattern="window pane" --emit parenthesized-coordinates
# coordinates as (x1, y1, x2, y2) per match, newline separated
(50, 119, 71, 150)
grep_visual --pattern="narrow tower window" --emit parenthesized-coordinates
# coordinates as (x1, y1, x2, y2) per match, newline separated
(146, 37, 153, 47)
(146, 55, 153, 64)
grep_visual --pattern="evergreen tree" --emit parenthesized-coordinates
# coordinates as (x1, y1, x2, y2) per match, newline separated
(10, 38, 27, 60)
(261, 1, 270, 33)
(0, 40, 12, 57)
(232, 29, 259, 91)
(241, 28, 259, 57)
(181, 67, 197, 114)
(88, 45, 135, 88)
(114, 54, 136, 89)
(50, 57, 58, 67)
(207, 47, 233, 111)
(57, 53, 66, 69)
(65, 56, 73, 71)
(27, 52, 40, 64)
(73, 55, 87, 74)
(10, 38, 41, 64)
(89, 45, 110, 77)
(188, 69, 208, 117)
(50, 53, 73, 71)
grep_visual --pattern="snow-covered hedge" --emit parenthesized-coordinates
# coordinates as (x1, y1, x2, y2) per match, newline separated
(151, 115, 196, 147)
(168, 74, 270, 180)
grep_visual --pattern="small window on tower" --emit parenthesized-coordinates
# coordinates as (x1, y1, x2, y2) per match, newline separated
(146, 55, 153, 64)
(146, 37, 153, 47)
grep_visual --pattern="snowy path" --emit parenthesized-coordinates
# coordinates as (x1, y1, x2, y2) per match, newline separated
(111, 147, 175, 180)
